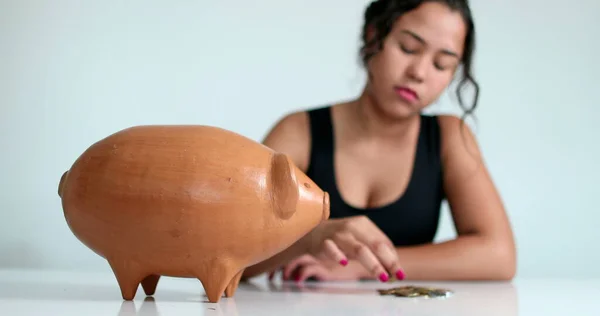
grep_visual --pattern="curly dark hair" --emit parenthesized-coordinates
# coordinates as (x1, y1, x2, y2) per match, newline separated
(359, 0, 479, 121)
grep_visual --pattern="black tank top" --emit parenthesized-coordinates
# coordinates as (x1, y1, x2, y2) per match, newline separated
(305, 106, 445, 246)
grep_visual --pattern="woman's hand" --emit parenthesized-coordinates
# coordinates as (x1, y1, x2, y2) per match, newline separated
(269, 254, 368, 282)
(299, 215, 406, 282)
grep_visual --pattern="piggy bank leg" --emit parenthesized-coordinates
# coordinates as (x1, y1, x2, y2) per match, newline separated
(141, 275, 161, 296)
(197, 262, 239, 303)
(108, 259, 146, 300)
(224, 269, 244, 298)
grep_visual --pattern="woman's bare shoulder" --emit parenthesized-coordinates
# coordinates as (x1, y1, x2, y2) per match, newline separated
(261, 110, 311, 172)
(434, 114, 485, 167)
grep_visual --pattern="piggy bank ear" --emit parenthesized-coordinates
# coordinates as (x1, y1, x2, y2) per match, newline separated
(269, 152, 299, 220)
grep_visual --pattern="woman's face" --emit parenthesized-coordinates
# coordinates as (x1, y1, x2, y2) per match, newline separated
(365, 2, 467, 119)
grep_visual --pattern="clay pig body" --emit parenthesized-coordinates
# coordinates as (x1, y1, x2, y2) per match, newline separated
(58, 125, 330, 303)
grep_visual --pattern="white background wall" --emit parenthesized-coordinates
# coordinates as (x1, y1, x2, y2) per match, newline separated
(1, 0, 598, 279)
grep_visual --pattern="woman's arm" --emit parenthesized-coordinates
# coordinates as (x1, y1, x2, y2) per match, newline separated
(394, 115, 516, 281)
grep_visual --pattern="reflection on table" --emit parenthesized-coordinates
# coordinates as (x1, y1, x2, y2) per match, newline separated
(115, 278, 518, 316)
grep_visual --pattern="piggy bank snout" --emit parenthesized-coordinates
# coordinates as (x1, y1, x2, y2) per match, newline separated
(58, 170, 69, 198)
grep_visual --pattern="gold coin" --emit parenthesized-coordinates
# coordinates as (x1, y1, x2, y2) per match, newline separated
(377, 288, 397, 295)
(377, 285, 453, 298)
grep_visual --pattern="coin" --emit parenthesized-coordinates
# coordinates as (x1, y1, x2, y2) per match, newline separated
(377, 285, 453, 298)
(426, 288, 453, 298)
(377, 288, 397, 295)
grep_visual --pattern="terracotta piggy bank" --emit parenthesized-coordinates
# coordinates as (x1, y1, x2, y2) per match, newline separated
(57, 125, 330, 303)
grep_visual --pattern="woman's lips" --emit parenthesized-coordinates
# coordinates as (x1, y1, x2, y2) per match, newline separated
(394, 86, 418, 103)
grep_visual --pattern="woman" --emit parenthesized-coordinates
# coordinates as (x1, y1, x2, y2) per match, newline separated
(243, 0, 516, 283)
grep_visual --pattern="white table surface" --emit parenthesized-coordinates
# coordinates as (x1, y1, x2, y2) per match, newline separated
(0, 268, 598, 316)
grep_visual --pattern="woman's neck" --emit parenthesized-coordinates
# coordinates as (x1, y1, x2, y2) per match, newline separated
(347, 90, 421, 144)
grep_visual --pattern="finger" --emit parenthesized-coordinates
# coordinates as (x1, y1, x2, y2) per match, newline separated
(334, 233, 389, 282)
(373, 242, 405, 280)
(296, 265, 329, 282)
(268, 267, 280, 282)
(350, 215, 395, 250)
(323, 239, 348, 266)
(356, 244, 390, 282)
(283, 255, 319, 281)
(268, 270, 275, 281)
(283, 255, 318, 280)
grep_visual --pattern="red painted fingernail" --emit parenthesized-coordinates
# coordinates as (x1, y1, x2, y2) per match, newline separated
(340, 259, 348, 266)
(396, 269, 405, 280)
(379, 273, 389, 282)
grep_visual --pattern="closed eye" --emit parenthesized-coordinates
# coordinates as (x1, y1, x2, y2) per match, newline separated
(434, 58, 457, 71)
(400, 44, 417, 54)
